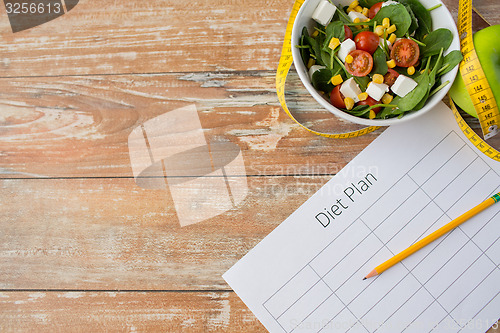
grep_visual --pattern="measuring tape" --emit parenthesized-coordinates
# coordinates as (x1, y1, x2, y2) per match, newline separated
(453, 0, 500, 161)
(276, 0, 380, 138)
(450, 99, 500, 161)
(277, 0, 500, 159)
(457, 0, 500, 140)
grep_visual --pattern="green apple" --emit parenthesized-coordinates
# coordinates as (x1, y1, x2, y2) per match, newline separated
(449, 25, 500, 118)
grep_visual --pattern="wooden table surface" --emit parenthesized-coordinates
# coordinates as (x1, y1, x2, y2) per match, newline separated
(0, 0, 499, 331)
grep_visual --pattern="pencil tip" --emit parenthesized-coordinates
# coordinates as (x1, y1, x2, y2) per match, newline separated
(362, 277, 366, 280)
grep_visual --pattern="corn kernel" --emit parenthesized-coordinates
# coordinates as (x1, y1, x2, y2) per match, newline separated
(345, 54, 354, 63)
(355, 5, 363, 12)
(307, 57, 315, 69)
(387, 59, 396, 68)
(369, 110, 377, 119)
(346, 7, 353, 13)
(330, 74, 343, 86)
(328, 37, 340, 50)
(344, 97, 355, 110)
(386, 24, 397, 34)
(381, 93, 393, 104)
(358, 92, 368, 101)
(311, 30, 319, 38)
(372, 74, 384, 84)
(407, 66, 416, 75)
(362, 7, 369, 16)
(375, 25, 385, 36)
(388, 33, 397, 44)
(382, 18, 390, 29)
(353, 17, 361, 23)
(348, 0, 359, 9)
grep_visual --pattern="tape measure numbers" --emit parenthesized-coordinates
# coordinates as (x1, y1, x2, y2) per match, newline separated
(457, 0, 500, 140)
(450, 98, 500, 161)
(276, 0, 380, 139)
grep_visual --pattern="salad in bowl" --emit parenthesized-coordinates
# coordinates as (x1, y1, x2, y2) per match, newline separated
(291, 0, 461, 126)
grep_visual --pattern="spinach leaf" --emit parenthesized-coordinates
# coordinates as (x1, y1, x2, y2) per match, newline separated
(379, 100, 399, 118)
(358, 0, 383, 8)
(306, 34, 325, 66)
(371, 47, 388, 75)
(321, 21, 346, 68)
(428, 48, 444, 89)
(420, 28, 453, 57)
(354, 76, 370, 91)
(413, 89, 429, 110)
(438, 50, 463, 76)
(321, 49, 332, 68)
(372, 3, 412, 37)
(312, 68, 334, 94)
(398, 0, 432, 39)
(299, 27, 311, 66)
(334, 5, 351, 24)
(402, 4, 419, 36)
(325, 21, 346, 44)
(396, 71, 430, 112)
(347, 104, 371, 117)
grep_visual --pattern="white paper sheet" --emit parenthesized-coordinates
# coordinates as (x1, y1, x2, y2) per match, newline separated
(223, 102, 500, 333)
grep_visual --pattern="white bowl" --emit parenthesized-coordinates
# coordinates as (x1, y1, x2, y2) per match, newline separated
(291, 0, 460, 126)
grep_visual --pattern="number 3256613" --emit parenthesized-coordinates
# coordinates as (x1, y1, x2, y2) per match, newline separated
(5, 2, 61, 14)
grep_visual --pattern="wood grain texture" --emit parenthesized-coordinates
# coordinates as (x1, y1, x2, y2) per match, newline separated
(0, 175, 329, 289)
(0, 291, 266, 332)
(0, 0, 292, 76)
(0, 72, 379, 178)
(0, 0, 496, 77)
(0, 291, 497, 333)
(0, 72, 496, 179)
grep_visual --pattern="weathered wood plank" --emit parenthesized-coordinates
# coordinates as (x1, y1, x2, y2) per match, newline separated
(0, 291, 497, 333)
(0, 0, 292, 76)
(0, 291, 266, 332)
(0, 0, 496, 77)
(0, 175, 331, 289)
(0, 71, 380, 179)
(1, 71, 497, 180)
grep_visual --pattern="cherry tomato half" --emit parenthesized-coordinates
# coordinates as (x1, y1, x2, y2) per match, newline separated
(345, 50, 373, 77)
(354, 31, 379, 55)
(357, 96, 381, 114)
(344, 25, 353, 40)
(368, 2, 383, 19)
(390, 38, 420, 67)
(330, 84, 346, 109)
(383, 68, 400, 86)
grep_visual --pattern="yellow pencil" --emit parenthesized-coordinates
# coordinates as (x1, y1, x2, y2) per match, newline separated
(363, 192, 500, 280)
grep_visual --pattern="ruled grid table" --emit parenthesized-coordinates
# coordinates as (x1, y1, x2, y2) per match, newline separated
(262, 131, 500, 333)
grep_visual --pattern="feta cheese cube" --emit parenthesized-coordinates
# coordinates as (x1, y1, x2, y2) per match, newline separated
(366, 82, 389, 101)
(308, 65, 326, 81)
(379, 37, 391, 49)
(340, 77, 362, 102)
(391, 74, 418, 97)
(312, 0, 337, 26)
(348, 11, 368, 22)
(338, 38, 356, 63)
(382, 0, 399, 7)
